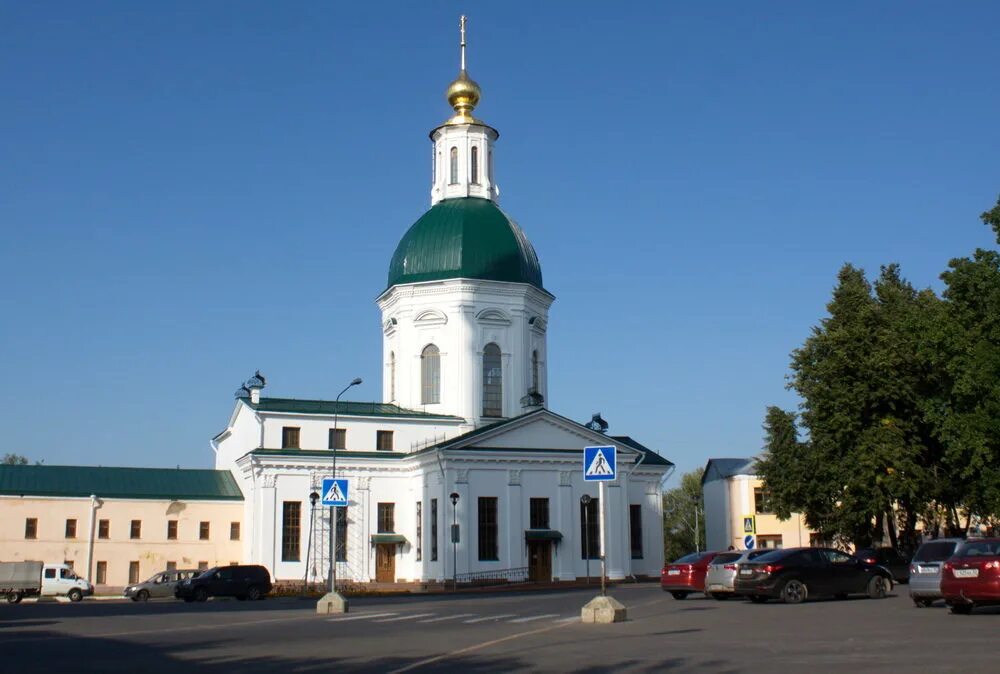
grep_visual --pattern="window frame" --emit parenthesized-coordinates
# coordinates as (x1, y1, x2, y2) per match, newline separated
(25, 518, 37, 540)
(98, 519, 110, 539)
(281, 426, 301, 449)
(65, 518, 77, 539)
(421, 344, 441, 405)
(470, 145, 479, 184)
(199, 521, 210, 541)
(430, 498, 439, 562)
(167, 520, 178, 540)
(477, 497, 499, 561)
(415, 501, 423, 562)
(449, 146, 458, 184)
(482, 343, 503, 418)
(376, 430, 394, 451)
(130, 520, 142, 540)
(629, 504, 644, 559)
(580, 499, 600, 560)
(328, 428, 346, 450)
(230, 522, 241, 541)
(335, 507, 348, 562)
(281, 501, 302, 562)
(529, 498, 549, 529)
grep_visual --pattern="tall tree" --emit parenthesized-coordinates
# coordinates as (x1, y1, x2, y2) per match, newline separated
(662, 468, 705, 562)
(981, 194, 1000, 243)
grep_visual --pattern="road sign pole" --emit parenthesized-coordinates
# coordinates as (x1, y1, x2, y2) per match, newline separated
(599, 480, 607, 597)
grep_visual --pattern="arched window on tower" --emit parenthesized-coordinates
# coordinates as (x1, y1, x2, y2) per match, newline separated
(421, 345, 440, 405)
(488, 148, 493, 183)
(449, 147, 458, 184)
(482, 343, 502, 418)
(531, 350, 539, 392)
(470, 146, 479, 184)
(389, 351, 396, 402)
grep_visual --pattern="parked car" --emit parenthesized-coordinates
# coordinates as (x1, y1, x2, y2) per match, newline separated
(660, 551, 720, 599)
(125, 569, 200, 602)
(855, 547, 911, 584)
(941, 537, 1000, 615)
(174, 565, 272, 602)
(1, 561, 93, 603)
(909, 538, 963, 607)
(734, 547, 893, 604)
(704, 549, 773, 600)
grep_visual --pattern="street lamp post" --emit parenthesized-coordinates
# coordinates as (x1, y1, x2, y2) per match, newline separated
(304, 490, 318, 594)
(580, 494, 591, 584)
(450, 492, 460, 590)
(328, 377, 362, 594)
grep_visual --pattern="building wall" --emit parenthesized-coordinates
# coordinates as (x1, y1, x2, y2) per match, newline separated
(0, 496, 243, 588)
(719, 475, 813, 550)
(703, 478, 730, 552)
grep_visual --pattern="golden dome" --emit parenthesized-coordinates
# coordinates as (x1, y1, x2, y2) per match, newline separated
(445, 70, 482, 124)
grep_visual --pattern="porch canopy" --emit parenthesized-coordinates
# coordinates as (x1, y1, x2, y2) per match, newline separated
(370, 533, 407, 545)
(524, 529, 563, 542)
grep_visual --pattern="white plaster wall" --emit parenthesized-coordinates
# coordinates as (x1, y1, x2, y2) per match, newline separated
(430, 123, 498, 205)
(703, 478, 730, 552)
(259, 414, 466, 453)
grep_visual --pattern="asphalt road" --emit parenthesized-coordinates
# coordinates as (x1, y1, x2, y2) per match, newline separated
(1, 584, 997, 673)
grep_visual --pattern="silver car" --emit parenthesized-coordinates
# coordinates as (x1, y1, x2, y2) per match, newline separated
(705, 549, 772, 599)
(124, 569, 200, 601)
(909, 538, 962, 607)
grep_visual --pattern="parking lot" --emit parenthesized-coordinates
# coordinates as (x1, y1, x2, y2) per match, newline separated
(1, 584, 997, 673)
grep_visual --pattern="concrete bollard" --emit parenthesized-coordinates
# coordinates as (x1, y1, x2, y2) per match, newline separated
(316, 591, 349, 615)
(580, 594, 626, 623)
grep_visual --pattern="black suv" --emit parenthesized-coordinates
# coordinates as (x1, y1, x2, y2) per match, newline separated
(174, 565, 272, 602)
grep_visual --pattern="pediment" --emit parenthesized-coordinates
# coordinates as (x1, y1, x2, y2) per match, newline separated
(476, 308, 512, 326)
(413, 309, 448, 326)
(458, 410, 621, 453)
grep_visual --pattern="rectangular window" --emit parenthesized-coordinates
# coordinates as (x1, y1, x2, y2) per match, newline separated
(529, 498, 549, 529)
(129, 561, 140, 585)
(376, 430, 394, 451)
(377, 503, 395, 533)
(65, 518, 77, 539)
(629, 504, 643, 559)
(282, 426, 301, 449)
(580, 498, 600, 559)
(757, 534, 783, 549)
(199, 521, 210, 541)
(198, 561, 208, 571)
(230, 522, 241, 541)
(328, 428, 346, 450)
(167, 520, 177, 540)
(754, 487, 774, 515)
(96, 561, 107, 585)
(166, 561, 176, 572)
(282, 501, 301, 562)
(44, 568, 56, 580)
(98, 519, 109, 539)
(336, 508, 348, 562)
(130, 520, 141, 540)
(430, 498, 439, 561)
(478, 497, 499, 561)
(25, 518, 37, 539)
(416, 501, 423, 561)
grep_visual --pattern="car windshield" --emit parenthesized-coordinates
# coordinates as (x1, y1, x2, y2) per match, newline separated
(672, 552, 705, 564)
(196, 568, 217, 578)
(913, 541, 958, 562)
(711, 553, 742, 564)
(955, 540, 1000, 557)
(751, 549, 795, 563)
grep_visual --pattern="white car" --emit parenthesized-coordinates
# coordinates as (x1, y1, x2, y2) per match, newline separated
(705, 549, 773, 599)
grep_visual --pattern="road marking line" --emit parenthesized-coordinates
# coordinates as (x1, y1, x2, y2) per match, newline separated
(388, 621, 574, 674)
(462, 614, 516, 623)
(418, 613, 476, 623)
(94, 613, 312, 639)
(508, 614, 559, 623)
(328, 612, 398, 622)
(554, 616, 579, 623)
(373, 613, 436, 623)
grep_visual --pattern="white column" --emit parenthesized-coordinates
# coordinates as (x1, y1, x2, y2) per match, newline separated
(555, 474, 575, 580)
(605, 484, 626, 579)
(506, 478, 523, 569)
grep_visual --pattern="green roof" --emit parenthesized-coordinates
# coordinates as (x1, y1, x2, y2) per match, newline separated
(0, 465, 243, 501)
(387, 197, 545, 290)
(249, 448, 408, 460)
(248, 398, 463, 420)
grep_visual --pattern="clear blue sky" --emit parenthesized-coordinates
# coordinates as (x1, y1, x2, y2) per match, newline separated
(2, 2, 998, 482)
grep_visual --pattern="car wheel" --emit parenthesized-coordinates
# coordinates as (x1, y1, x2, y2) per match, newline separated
(246, 586, 262, 601)
(194, 587, 209, 603)
(749, 595, 769, 604)
(670, 591, 689, 600)
(710, 592, 729, 601)
(780, 579, 807, 604)
(6, 592, 21, 604)
(867, 576, 888, 599)
(68, 589, 83, 603)
(950, 603, 974, 615)
(136, 590, 150, 602)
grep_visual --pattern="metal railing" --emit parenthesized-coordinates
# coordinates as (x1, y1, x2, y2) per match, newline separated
(454, 567, 531, 587)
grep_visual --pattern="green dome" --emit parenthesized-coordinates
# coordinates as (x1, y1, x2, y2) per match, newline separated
(387, 198, 544, 290)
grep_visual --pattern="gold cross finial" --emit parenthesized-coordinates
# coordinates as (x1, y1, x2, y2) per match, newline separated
(460, 15, 467, 71)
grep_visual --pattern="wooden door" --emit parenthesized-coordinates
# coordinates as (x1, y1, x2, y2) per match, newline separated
(528, 541, 552, 582)
(376, 544, 395, 583)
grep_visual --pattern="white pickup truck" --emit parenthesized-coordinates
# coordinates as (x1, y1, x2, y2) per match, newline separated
(1, 561, 95, 603)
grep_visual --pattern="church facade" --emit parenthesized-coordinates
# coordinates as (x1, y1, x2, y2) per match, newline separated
(212, 22, 673, 586)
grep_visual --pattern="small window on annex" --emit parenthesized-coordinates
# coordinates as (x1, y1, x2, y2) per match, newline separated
(421, 344, 441, 404)
(167, 520, 178, 540)
(470, 146, 479, 184)
(449, 146, 458, 184)
(98, 519, 110, 539)
(282, 426, 301, 449)
(482, 343, 502, 418)
(529, 498, 549, 529)
(328, 428, 346, 450)
(25, 518, 37, 540)
(376, 430, 394, 451)
(754, 487, 774, 514)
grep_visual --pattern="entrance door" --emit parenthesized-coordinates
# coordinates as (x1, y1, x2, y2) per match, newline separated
(528, 541, 552, 582)
(375, 544, 396, 583)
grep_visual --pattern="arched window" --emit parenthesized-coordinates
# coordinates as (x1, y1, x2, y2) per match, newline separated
(531, 350, 539, 392)
(482, 343, 502, 417)
(488, 148, 493, 182)
(421, 345, 440, 405)
(449, 147, 458, 184)
(389, 352, 396, 402)
(432, 147, 437, 184)
(470, 146, 479, 184)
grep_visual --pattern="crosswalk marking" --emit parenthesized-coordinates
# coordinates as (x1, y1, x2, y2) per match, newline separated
(463, 614, 517, 624)
(373, 613, 436, 623)
(508, 614, 559, 623)
(418, 613, 477, 623)
(328, 612, 398, 622)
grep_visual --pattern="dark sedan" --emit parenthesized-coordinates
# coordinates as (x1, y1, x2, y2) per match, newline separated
(734, 547, 893, 604)
(855, 546, 911, 584)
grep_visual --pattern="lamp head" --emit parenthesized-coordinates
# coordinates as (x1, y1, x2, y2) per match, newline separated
(350, 377, 362, 386)
(450, 492, 460, 505)
(580, 494, 592, 505)
(309, 491, 319, 506)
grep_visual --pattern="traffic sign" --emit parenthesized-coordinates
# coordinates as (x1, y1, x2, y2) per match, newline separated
(744, 534, 756, 550)
(321, 478, 349, 507)
(743, 515, 756, 534)
(583, 446, 617, 482)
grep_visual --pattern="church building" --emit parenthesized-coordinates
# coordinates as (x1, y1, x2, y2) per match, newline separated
(212, 20, 673, 586)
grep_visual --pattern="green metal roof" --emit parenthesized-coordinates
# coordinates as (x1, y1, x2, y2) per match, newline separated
(387, 197, 545, 290)
(0, 465, 244, 501)
(248, 398, 464, 420)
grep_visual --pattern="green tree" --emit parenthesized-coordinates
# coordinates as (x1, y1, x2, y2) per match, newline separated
(2, 454, 29, 465)
(981, 194, 1000, 243)
(662, 468, 705, 562)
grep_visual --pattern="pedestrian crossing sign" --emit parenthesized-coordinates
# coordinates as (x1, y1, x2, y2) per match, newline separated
(321, 478, 349, 507)
(583, 445, 617, 482)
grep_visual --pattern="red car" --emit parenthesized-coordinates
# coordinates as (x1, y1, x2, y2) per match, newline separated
(661, 551, 721, 599)
(941, 537, 1000, 614)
